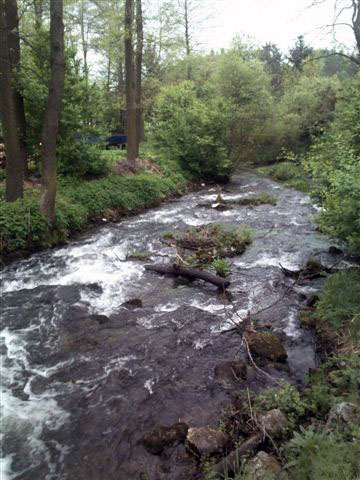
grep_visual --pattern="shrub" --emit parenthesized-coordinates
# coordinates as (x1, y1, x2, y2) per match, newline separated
(211, 258, 231, 278)
(151, 82, 231, 181)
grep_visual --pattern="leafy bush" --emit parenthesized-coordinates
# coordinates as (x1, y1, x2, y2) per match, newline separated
(151, 82, 231, 181)
(304, 76, 360, 251)
(258, 161, 309, 192)
(0, 169, 185, 257)
(256, 382, 306, 431)
(211, 258, 231, 278)
(57, 142, 108, 177)
(315, 270, 360, 336)
(283, 427, 360, 480)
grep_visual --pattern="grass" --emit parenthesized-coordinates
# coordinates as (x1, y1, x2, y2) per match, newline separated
(0, 153, 187, 259)
(126, 250, 151, 261)
(176, 223, 252, 267)
(233, 192, 277, 206)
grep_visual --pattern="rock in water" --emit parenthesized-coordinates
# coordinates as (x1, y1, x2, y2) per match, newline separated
(142, 423, 188, 455)
(245, 331, 287, 363)
(186, 426, 229, 456)
(214, 360, 247, 382)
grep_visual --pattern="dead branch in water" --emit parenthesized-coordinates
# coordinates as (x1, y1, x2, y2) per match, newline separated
(144, 263, 230, 289)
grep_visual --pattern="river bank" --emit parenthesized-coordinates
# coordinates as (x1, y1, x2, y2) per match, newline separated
(1, 172, 359, 480)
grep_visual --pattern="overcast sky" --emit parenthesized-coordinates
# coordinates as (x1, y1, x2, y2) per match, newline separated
(197, 0, 355, 53)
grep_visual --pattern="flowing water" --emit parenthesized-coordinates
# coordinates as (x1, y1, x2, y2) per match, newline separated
(0, 173, 353, 480)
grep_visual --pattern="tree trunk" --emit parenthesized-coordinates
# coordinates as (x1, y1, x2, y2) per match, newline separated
(0, 0, 23, 201)
(184, 0, 192, 80)
(135, 0, 144, 154)
(5, 0, 27, 175)
(34, 0, 43, 30)
(125, 0, 137, 165)
(353, 1, 360, 56)
(40, 0, 65, 223)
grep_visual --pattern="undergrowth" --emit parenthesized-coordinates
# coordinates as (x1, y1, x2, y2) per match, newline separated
(258, 162, 309, 192)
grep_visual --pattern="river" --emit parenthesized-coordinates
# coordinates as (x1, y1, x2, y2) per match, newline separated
(0, 173, 350, 479)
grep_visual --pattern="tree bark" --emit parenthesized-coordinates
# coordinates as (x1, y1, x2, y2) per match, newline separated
(40, 0, 65, 222)
(184, 0, 192, 79)
(125, 0, 137, 165)
(5, 0, 27, 175)
(353, 0, 360, 56)
(0, 0, 23, 201)
(145, 263, 231, 289)
(135, 0, 144, 154)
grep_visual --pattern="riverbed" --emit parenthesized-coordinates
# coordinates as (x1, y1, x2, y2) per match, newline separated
(0, 173, 348, 479)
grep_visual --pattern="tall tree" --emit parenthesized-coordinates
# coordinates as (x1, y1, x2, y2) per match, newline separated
(0, 0, 23, 201)
(40, 0, 65, 222)
(125, 0, 137, 164)
(135, 0, 143, 154)
(288, 35, 313, 71)
(5, 0, 27, 175)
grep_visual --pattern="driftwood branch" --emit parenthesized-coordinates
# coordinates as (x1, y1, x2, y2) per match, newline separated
(144, 263, 230, 289)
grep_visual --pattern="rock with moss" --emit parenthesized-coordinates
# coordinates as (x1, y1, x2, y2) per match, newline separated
(245, 331, 287, 363)
(142, 422, 189, 455)
(214, 360, 247, 382)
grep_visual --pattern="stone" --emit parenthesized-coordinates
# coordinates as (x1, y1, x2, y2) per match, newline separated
(258, 409, 287, 437)
(214, 360, 247, 382)
(328, 246, 343, 255)
(121, 298, 143, 309)
(246, 451, 281, 478)
(245, 331, 287, 363)
(142, 422, 189, 455)
(186, 426, 229, 456)
(325, 402, 359, 432)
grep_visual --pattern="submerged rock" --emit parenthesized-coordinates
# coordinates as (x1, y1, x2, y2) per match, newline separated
(246, 451, 281, 478)
(121, 298, 143, 309)
(142, 422, 189, 455)
(186, 426, 229, 456)
(245, 331, 288, 363)
(214, 360, 247, 382)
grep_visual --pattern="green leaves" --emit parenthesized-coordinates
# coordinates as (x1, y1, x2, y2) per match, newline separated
(151, 82, 231, 181)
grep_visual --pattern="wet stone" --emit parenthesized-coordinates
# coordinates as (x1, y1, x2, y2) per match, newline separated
(214, 360, 247, 382)
(186, 426, 229, 457)
(142, 423, 189, 455)
(246, 331, 288, 363)
(121, 298, 143, 309)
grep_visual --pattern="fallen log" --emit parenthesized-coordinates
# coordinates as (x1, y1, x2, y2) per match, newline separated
(144, 263, 230, 289)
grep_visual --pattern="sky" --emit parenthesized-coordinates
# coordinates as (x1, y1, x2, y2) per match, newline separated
(197, 0, 355, 53)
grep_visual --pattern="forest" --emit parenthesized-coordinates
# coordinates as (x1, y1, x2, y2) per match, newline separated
(0, 0, 359, 479)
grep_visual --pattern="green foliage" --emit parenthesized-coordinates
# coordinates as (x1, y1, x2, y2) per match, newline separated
(234, 192, 277, 206)
(217, 51, 280, 165)
(163, 230, 175, 240)
(211, 258, 231, 278)
(0, 169, 185, 257)
(0, 192, 50, 253)
(126, 250, 151, 261)
(283, 427, 360, 480)
(258, 161, 309, 192)
(304, 76, 360, 250)
(151, 82, 231, 181)
(256, 382, 306, 431)
(315, 270, 360, 336)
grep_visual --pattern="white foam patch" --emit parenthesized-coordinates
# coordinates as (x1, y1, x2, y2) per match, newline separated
(284, 310, 301, 338)
(1, 328, 70, 480)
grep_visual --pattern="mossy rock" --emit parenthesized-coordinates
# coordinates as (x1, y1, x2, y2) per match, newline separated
(245, 331, 287, 363)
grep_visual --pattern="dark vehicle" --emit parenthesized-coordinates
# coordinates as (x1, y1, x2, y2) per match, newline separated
(106, 135, 127, 150)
